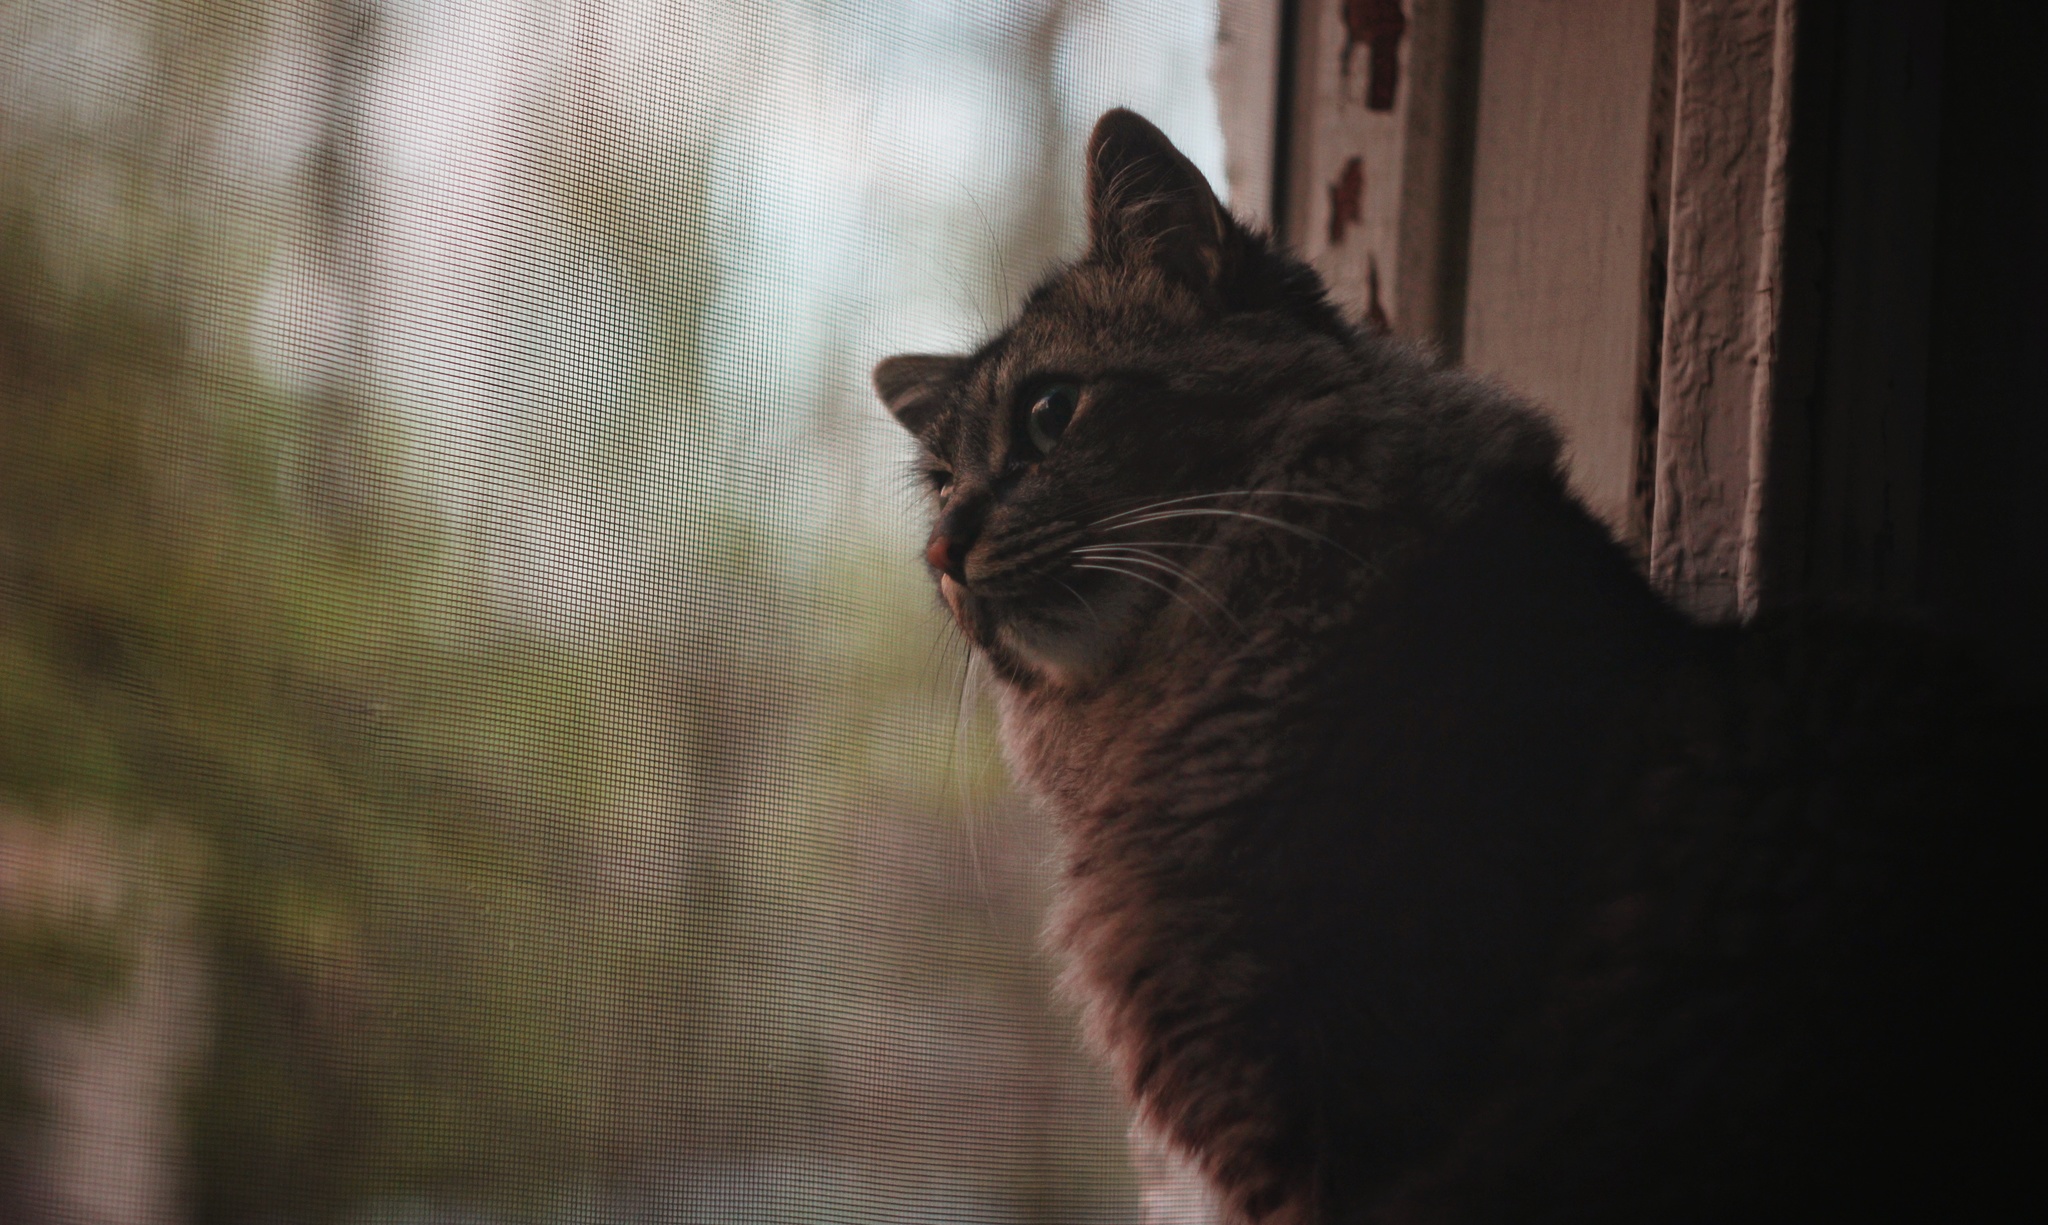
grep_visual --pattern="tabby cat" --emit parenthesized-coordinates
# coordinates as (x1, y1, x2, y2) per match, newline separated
(873, 110, 2034, 1224)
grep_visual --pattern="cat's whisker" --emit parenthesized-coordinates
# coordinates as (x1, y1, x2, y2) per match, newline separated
(1072, 539, 1224, 551)
(917, 604, 964, 709)
(1070, 546, 1242, 630)
(1055, 578, 1107, 633)
(1072, 561, 1233, 639)
(1089, 489, 1375, 531)
(960, 184, 1014, 331)
(1110, 507, 1372, 567)
(954, 648, 999, 919)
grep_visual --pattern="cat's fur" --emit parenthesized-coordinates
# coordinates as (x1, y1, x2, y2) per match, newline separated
(874, 110, 2037, 1223)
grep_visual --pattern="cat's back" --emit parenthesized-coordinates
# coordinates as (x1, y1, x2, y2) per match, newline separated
(1371, 608, 2044, 1223)
(1203, 467, 2043, 1220)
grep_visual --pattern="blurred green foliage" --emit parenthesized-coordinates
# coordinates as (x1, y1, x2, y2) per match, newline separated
(0, 134, 700, 1216)
(0, 1, 1134, 1221)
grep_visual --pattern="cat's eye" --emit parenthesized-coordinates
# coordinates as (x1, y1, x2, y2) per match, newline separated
(926, 468, 952, 495)
(1026, 384, 1079, 456)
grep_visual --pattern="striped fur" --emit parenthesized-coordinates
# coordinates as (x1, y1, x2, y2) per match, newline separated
(874, 111, 2036, 1223)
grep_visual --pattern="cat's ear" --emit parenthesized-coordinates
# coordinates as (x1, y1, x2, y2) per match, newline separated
(1086, 109, 1235, 291)
(873, 354, 966, 434)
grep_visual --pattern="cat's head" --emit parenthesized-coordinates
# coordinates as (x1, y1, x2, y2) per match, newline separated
(874, 109, 1356, 692)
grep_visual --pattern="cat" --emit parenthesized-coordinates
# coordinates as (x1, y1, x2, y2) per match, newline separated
(873, 109, 2037, 1224)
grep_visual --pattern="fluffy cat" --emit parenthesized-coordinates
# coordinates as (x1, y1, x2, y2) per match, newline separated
(874, 110, 2035, 1224)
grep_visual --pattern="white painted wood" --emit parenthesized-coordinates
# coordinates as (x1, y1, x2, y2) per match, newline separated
(1648, 0, 1783, 621)
(1737, 0, 1800, 619)
(1459, 0, 1667, 541)
(1284, 0, 1412, 326)
(1391, 0, 1485, 352)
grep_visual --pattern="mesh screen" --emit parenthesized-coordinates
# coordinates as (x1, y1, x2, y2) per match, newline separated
(0, 1, 1226, 1220)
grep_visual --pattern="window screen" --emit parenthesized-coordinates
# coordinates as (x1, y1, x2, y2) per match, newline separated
(0, 1, 1227, 1221)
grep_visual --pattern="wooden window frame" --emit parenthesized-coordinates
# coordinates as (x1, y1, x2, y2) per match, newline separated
(1218, 0, 1951, 626)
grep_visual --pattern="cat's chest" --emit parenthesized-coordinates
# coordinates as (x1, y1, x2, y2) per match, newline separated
(997, 649, 1308, 831)
(1031, 624, 1640, 1051)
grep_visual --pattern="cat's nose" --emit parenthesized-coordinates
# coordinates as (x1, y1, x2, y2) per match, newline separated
(925, 532, 969, 583)
(926, 498, 985, 584)
(927, 497, 986, 584)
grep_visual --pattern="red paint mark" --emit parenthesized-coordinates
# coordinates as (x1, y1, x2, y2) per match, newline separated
(1327, 155, 1364, 245)
(1364, 255, 1390, 332)
(1341, 0, 1408, 112)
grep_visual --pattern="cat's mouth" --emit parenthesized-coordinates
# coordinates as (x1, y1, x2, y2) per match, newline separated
(943, 567, 1143, 690)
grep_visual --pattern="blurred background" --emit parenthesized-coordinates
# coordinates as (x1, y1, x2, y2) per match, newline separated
(0, 1, 1229, 1220)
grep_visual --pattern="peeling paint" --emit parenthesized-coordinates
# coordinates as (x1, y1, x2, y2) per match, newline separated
(1341, 0, 1407, 111)
(1327, 154, 1364, 244)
